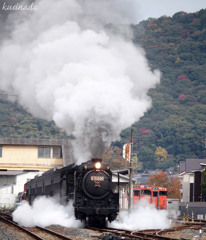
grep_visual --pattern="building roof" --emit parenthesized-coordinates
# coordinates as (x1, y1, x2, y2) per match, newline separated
(0, 137, 74, 166)
(179, 158, 206, 173)
(179, 161, 186, 173)
(0, 138, 68, 146)
(133, 175, 149, 184)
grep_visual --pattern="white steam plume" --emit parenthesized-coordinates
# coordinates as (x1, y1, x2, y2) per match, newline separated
(12, 197, 82, 227)
(110, 199, 171, 230)
(0, 0, 160, 163)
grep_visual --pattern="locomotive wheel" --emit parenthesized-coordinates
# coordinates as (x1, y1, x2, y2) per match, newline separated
(105, 217, 108, 227)
(85, 217, 89, 228)
(97, 216, 108, 228)
(86, 216, 107, 228)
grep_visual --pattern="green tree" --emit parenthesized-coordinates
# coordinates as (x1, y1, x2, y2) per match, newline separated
(201, 169, 206, 197)
(138, 146, 156, 169)
(132, 155, 142, 173)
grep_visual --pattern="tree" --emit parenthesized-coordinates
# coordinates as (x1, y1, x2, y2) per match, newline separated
(167, 177, 181, 199)
(201, 169, 206, 199)
(147, 170, 168, 187)
(155, 160, 176, 171)
(137, 146, 156, 169)
(147, 170, 181, 199)
(104, 146, 126, 170)
(155, 146, 168, 161)
(132, 155, 142, 173)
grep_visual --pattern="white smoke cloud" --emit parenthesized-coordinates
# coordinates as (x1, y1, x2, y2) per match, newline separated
(12, 197, 83, 227)
(0, 0, 160, 163)
(110, 199, 171, 230)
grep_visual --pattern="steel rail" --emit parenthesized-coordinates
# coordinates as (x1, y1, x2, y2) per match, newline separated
(156, 223, 203, 237)
(0, 211, 72, 240)
(88, 226, 178, 240)
(0, 215, 44, 240)
(36, 226, 73, 240)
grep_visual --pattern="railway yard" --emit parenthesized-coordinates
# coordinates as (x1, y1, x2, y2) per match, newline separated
(1, 210, 206, 240)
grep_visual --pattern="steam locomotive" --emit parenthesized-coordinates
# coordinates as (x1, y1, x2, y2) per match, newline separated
(24, 158, 119, 227)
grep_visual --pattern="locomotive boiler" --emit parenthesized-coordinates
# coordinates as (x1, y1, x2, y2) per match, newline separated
(24, 158, 119, 227)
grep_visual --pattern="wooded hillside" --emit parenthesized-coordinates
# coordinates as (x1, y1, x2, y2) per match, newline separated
(0, 95, 67, 139)
(117, 9, 206, 169)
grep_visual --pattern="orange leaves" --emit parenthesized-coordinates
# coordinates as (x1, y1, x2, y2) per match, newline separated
(167, 177, 181, 199)
(147, 170, 181, 200)
(147, 170, 168, 187)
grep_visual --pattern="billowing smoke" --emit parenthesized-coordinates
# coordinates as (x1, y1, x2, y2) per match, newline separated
(110, 199, 171, 230)
(12, 197, 82, 227)
(0, 0, 160, 163)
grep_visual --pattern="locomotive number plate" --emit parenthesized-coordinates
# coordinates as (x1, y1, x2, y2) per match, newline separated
(91, 176, 104, 181)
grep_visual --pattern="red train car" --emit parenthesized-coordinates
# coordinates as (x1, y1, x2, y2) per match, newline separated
(133, 184, 167, 209)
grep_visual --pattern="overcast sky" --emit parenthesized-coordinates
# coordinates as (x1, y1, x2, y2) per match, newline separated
(136, 0, 206, 22)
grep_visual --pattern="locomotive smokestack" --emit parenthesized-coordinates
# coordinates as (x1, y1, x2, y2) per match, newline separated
(92, 158, 102, 163)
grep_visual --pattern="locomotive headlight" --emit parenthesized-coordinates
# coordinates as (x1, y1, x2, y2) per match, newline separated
(95, 162, 102, 169)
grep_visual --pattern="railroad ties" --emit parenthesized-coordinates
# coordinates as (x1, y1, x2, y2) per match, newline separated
(0, 211, 73, 240)
(89, 224, 206, 240)
(88, 226, 176, 239)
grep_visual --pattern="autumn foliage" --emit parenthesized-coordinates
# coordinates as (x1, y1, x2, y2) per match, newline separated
(104, 146, 127, 170)
(155, 146, 168, 161)
(177, 74, 188, 80)
(147, 170, 181, 200)
(178, 94, 186, 100)
(138, 128, 152, 135)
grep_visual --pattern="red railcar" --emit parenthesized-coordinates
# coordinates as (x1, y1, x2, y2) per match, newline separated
(133, 184, 167, 209)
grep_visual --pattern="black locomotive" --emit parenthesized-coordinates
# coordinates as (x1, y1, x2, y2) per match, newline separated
(24, 158, 119, 227)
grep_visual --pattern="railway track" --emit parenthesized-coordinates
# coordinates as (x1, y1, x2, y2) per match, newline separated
(0, 211, 73, 240)
(155, 222, 205, 239)
(1, 210, 206, 240)
(89, 223, 206, 240)
(89, 226, 177, 239)
(24, 226, 74, 240)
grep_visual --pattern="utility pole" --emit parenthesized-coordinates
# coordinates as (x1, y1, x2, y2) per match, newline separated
(205, 126, 206, 149)
(128, 128, 133, 211)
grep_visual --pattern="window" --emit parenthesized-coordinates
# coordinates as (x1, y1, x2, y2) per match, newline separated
(38, 147, 51, 158)
(0, 146, 2, 157)
(134, 190, 140, 196)
(153, 191, 158, 197)
(53, 147, 62, 158)
(159, 191, 167, 196)
(141, 190, 151, 195)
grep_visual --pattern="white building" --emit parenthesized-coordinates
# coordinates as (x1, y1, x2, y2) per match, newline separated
(0, 171, 41, 208)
